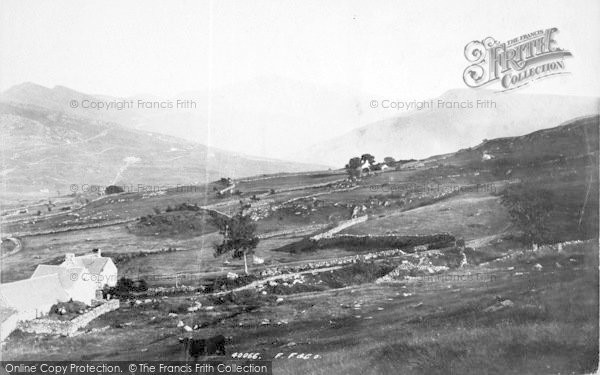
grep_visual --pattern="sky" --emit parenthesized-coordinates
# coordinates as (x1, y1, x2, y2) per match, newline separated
(1, 0, 599, 100)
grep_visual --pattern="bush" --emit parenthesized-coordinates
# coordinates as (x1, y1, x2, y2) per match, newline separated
(49, 300, 88, 319)
(105, 185, 124, 195)
(500, 183, 555, 245)
(104, 277, 148, 297)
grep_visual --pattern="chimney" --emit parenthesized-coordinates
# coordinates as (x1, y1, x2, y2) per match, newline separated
(65, 253, 75, 262)
(92, 248, 101, 257)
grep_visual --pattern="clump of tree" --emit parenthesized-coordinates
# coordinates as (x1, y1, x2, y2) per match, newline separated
(105, 185, 124, 195)
(211, 205, 259, 274)
(345, 153, 377, 179)
(383, 157, 396, 166)
(345, 157, 363, 179)
(500, 183, 555, 245)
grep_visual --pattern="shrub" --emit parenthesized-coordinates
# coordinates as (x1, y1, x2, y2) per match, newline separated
(500, 183, 555, 245)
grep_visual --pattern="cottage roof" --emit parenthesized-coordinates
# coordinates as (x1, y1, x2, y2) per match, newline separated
(0, 274, 70, 312)
(31, 265, 87, 290)
(61, 255, 111, 275)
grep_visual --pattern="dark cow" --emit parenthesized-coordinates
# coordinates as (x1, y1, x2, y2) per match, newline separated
(179, 335, 227, 360)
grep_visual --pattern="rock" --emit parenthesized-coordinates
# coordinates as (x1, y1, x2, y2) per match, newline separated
(177, 320, 184, 328)
(276, 297, 284, 303)
(227, 272, 239, 280)
(533, 263, 543, 271)
(183, 325, 193, 332)
(168, 313, 178, 318)
(500, 299, 514, 307)
(261, 291, 267, 295)
(377, 307, 384, 311)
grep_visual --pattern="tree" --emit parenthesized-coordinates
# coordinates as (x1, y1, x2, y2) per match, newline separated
(211, 205, 259, 274)
(500, 183, 555, 245)
(345, 157, 362, 179)
(383, 157, 396, 166)
(361, 154, 376, 166)
(105, 185, 124, 195)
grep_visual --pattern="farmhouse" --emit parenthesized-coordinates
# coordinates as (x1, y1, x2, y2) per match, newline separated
(31, 265, 96, 305)
(0, 250, 118, 341)
(60, 249, 118, 289)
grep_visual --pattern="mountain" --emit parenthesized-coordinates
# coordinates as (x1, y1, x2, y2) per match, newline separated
(1, 79, 381, 160)
(0, 96, 327, 199)
(291, 89, 600, 166)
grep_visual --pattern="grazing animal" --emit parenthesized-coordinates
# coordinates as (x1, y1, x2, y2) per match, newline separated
(179, 335, 227, 360)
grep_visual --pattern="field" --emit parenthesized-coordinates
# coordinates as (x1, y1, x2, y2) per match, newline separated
(1, 116, 598, 374)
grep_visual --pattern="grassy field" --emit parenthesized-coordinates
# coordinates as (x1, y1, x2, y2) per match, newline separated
(1, 117, 598, 373)
(2, 242, 597, 375)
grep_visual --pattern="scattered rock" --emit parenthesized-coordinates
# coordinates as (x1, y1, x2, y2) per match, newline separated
(533, 263, 543, 271)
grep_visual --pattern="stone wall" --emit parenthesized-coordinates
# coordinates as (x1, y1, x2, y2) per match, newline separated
(17, 299, 119, 337)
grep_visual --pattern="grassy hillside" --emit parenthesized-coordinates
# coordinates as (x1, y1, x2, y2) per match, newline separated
(1, 115, 598, 374)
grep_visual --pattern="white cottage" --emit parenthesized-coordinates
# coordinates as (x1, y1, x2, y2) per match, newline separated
(31, 265, 97, 305)
(0, 274, 70, 316)
(61, 250, 118, 289)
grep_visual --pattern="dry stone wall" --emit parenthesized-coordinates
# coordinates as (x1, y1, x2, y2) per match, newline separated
(17, 300, 119, 337)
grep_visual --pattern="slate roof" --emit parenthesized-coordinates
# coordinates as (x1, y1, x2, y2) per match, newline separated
(31, 265, 87, 290)
(62, 255, 111, 275)
(0, 274, 70, 312)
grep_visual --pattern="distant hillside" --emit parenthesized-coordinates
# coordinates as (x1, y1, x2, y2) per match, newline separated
(292, 89, 599, 166)
(438, 115, 600, 166)
(0, 101, 326, 199)
(1, 80, 377, 160)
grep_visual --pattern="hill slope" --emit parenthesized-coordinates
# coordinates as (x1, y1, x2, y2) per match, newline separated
(0, 101, 326, 199)
(292, 89, 599, 166)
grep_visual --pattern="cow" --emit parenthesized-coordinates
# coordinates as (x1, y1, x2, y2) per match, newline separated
(179, 335, 227, 360)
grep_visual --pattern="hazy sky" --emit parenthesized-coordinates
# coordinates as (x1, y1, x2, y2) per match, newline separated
(1, 0, 599, 99)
